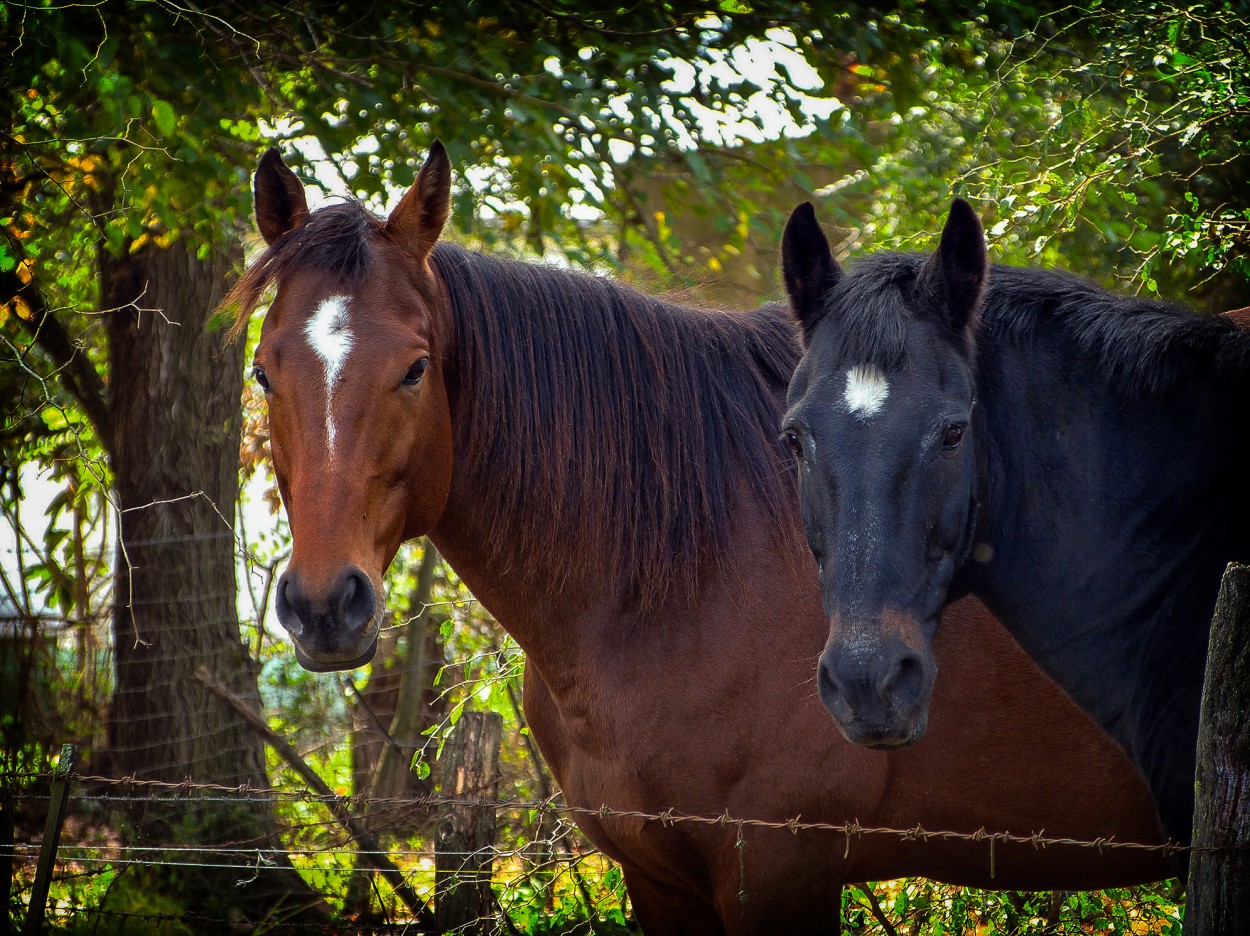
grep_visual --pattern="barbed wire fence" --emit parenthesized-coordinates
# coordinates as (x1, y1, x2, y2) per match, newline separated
(1, 601, 1195, 934)
(6, 750, 1197, 935)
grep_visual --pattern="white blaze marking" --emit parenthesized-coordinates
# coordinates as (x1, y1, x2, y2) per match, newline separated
(843, 365, 890, 419)
(304, 295, 354, 455)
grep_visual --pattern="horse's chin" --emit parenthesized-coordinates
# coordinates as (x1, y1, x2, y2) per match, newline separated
(859, 733, 923, 751)
(834, 709, 930, 750)
(294, 635, 380, 673)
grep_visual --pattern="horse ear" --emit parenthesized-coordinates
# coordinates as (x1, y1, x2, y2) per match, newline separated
(385, 140, 451, 265)
(254, 148, 310, 245)
(782, 202, 843, 346)
(919, 198, 987, 332)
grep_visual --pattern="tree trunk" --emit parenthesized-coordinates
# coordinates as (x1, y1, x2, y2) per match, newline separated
(435, 710, 502, 934)
(102, 237, 324, 920)
(350, 628, 402, 804)
(371, 541, 445, 806)
(346, 542, 446, 916)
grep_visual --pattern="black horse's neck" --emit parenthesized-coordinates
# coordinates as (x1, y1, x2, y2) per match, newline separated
(957, 313, 1250, 849)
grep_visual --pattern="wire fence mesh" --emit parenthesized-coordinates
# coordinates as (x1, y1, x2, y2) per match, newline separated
(4, 764, 1195, 935)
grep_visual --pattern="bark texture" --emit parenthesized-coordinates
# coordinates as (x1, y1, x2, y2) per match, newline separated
(1187, 563, 1250, 935)
(435, 710, 503, 934)
(102, 237, 323, 919)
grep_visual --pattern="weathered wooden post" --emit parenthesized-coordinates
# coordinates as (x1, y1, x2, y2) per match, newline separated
(2, 786, 14, 936)
(23, 744, 76, 936)
(1186, 563, 1250, 935)
(435, 711, 503, 934)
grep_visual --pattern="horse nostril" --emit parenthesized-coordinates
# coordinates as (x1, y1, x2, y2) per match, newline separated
(817, 657, 846, 709)
(818, 657, 836, 695)
(337, 567, 376, 634)
(275, 572, 304, 638)
(337, 574, 356, 621)
(879, 651, 925, 705)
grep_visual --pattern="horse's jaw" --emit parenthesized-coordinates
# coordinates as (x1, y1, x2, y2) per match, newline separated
(293, 635, 380, 672)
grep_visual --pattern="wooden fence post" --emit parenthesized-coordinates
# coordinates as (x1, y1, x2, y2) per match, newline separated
(1186, 563, 1250, 935)
(2, 786, 14, 936)
(23, 744, 76, 936)
(436, 711, 503, 934)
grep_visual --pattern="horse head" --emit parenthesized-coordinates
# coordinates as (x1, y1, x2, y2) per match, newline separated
(247, 144, 454, 671)
(780, 199, 987, 747)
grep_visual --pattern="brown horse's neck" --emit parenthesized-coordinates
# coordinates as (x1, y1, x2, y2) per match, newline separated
(429, 474, 815, 749)
(428, 500, 618, 662)
(421, 281, 639, 691)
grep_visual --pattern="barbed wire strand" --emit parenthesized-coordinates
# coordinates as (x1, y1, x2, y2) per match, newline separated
(3, 770, 1203, 858)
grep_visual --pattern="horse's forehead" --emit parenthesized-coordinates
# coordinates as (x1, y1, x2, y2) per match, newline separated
(803, 348, 965, 421)
(302, 294, 355, 375)
(263, 279, 423, 458)
(842, 365, 890, 419)
(267, 269, 425, 346)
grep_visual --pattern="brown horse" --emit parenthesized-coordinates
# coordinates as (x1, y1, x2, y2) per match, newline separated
(226, 143, 1168, 934)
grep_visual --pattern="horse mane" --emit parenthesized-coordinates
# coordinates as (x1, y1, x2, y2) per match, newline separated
(432, 242, 802, 610)
(223, 201, 804, 611)
(823, 251, 1250, 395)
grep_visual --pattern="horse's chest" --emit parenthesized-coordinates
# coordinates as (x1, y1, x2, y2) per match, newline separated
(523, 673, 654, 803)
(520, 668, 690, 861)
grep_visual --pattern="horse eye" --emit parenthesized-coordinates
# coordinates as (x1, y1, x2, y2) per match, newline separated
(941, 424, 966, 450)
(781, 429, 803, 459)
(252, 365, 271, 393)
(403, 358, 429, 386)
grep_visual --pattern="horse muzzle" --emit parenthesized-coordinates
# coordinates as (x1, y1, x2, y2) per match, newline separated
(816, 619, 937, 749)
(293, 636, 380, 673)
(276, 565, 382, 671)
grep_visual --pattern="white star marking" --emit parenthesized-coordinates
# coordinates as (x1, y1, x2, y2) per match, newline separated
(843, 366, 890, 419)
(304, 295, 354, 455)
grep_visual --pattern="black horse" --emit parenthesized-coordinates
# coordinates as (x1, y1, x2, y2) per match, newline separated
(779, 198, 1250, 866)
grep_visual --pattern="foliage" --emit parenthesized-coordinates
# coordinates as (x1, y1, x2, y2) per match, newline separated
(780, 2, 1249, 309)
(841, 879, 1183, 935)
(954, 1, 1250, 301)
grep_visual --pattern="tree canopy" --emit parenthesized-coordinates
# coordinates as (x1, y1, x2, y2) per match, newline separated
(7, 0, 1248, 442)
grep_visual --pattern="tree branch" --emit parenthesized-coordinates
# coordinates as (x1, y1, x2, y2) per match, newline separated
(3, 257, 111, 449)
(854, 883, 901, 936)
(194, 666, 437, 928)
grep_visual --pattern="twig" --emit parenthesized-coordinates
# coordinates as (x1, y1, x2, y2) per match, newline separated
(193, 666, 436, 926)
(854, 883, 901, 936)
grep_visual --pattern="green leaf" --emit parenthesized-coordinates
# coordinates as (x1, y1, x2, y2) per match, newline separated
(152, 99, 176, 137)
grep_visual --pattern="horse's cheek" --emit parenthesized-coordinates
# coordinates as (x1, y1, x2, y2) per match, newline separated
(264, 411, 296, 515)
(400, 385, 454, 538)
